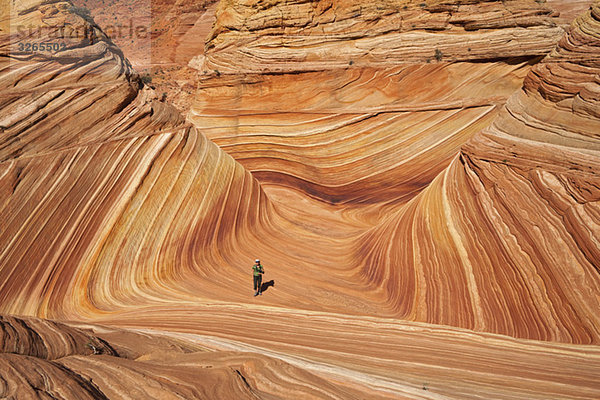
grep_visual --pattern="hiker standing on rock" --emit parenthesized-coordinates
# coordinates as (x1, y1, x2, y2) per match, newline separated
(253, 259, 264, 296)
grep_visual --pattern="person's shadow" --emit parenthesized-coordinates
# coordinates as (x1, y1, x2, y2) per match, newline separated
(261, 280, 275, 293)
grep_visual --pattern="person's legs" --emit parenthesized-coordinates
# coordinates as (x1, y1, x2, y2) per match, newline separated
(253, 275, 259, 294)
(257, 274, 262, 294)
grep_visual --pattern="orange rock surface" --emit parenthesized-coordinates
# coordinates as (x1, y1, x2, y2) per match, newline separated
(1, 314, 394, 399)
(204, 0, 564, 73)
(69, 0, 218, 112)
(70, 0, 218, 69)
(1, 0, 600, 398)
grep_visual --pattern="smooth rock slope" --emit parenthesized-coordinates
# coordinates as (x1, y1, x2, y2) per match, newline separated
(0, 0, 599, 398)
(356, 1, 600, 342)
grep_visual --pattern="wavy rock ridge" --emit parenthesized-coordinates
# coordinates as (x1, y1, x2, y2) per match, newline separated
(3, 313, 600, 399)
(356, 1, 600, 343)
(2, 314, 393, 399)
(190, 0, 566, 206)
(189, 0, 600, 342)
(204, 0, 564, 73)
(69, 0, 219, 112)
(0, 0, 273, 319)
(0, 0, 600, 398)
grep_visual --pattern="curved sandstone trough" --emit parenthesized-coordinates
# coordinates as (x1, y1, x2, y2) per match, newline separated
(0, 0, 599, 398)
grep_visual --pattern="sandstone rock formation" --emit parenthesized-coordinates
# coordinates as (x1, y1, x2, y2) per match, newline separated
(69, 0, 219, 112)
(2, 314, 395, 399)
(190, 0, 568, 206)
(4, 313, 600, 399)
(355, 1, 600, 343)
(548, 0, 594, 26)
(189, 0, 600, 342)
(70, 0, 218, 69)
(0, 0, 271, 318)
(203, 0, 566, 73)
(1, 0, 599, 398)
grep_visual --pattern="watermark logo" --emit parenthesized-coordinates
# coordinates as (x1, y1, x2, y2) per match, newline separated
(14, 18, 149, 42)
(8, 1, 151, 72)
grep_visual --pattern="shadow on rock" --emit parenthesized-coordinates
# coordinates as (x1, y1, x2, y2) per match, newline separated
(261, 280, 274, 293)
